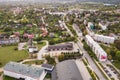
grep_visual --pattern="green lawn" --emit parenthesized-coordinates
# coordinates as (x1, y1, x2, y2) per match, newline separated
(36, 42, 46, 50)
(112, 61, 120, 69)
(0, 30, 4, 34)
(3, 75, 16, 80)
(0, 46, 29, 67)
(0, 71, 3, 76)
(54, 33, 59, 37)
(23, 60, 44, 65)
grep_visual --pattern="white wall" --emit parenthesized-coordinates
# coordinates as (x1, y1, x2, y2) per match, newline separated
(85, 35, 107, 62)
(86, 27, 94, 36)
(4, 70, 46, 80)
(39, 71, 47, 80)
(93, 34, 115, 44)
(99, 23, 107, 30)
(4, 70, 21, 79)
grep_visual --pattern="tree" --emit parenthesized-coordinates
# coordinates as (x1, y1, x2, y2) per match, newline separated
(58, 54, 65, 62)
(115, 40, 120, 50)
(116, 51, 120, 61)
(108, 55, 112, 60)
(45, 55, 56, 65)
(20, 15, 29, 24)
(110, 50, 116, 59)
(4, 27, 12, 32)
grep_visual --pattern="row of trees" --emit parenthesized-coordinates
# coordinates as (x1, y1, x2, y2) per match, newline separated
(58, 52, 82, 62)
(48, 37, 76, 45)
(44, 55, 56, 65)
(83, 41, 98, 61)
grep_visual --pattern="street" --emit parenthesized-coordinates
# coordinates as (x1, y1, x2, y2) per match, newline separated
(76, 59, 92, 80)
(77, 39, 106, 80)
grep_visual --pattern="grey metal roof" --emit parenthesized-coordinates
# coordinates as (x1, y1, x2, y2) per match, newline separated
(47, 43, 73, 50)
(42, 64, 54, 70)
(52, 60, 83, 80)
(4, 62, 45, 79)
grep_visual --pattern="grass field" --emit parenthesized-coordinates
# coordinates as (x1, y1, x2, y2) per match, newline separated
(0, 45, 29, 67)
(3, 75, 16, 80)
(112, 61, 120, 69)
(36, 42, 46, 50)
(23, 60, 44, 65)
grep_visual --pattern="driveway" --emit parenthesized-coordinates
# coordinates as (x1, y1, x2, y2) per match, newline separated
(18, 42, 26, 50)
(37, 40, 49, 60)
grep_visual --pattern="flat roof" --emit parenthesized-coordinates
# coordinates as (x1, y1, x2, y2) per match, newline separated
(42, 64, 54, 70)
(85, 35, 107, 56)
(47, 43, 73, 50)
(94, 34, 115, 40)
(52, 60, 83, 80)
(4, 62, 45, 79)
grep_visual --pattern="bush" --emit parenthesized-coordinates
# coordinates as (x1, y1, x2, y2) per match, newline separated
(14, 47, 18, 51)
(82, 59, 88, 66)
(45, 55, 56, 65)
(4, 27, 12, 32)
(115, 40, 120, 50)
(0, 62, 2, 66)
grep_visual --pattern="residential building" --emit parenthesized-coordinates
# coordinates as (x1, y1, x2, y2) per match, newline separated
(28, 46, 38, 53)
(85, 35, 107, 62)
(38, 42, 79, 59)
(49, 32, 55, 38)
(46, 43, 73, 51)
(93, 34, 115, 44)
(86, 27, 95, 36)
(0, 34, 19, 45)
(11, 7, 23, 15)
(72, 24, 83, 38)
(99, 21, 108, 30)
(88, 22, 94, 30)
(41, 27, 48, 37)
(59, 20, 66, 30)
(41, 64, 54, 73)
(83, 19, 87, 26)
(4, 62, 47, 80)
(86, 22, 95, 36)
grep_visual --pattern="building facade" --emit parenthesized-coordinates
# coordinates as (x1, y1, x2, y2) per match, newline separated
(93, 34, 115, 44)
(99, 22, 107, 30)
(0, 37, 19, 45)
(72, 24, 83, 39)
(46, 43, 73, 51)
(38, 42, 79, 60)
(86, 22, 95, 36)
(85, 35, 107, 62)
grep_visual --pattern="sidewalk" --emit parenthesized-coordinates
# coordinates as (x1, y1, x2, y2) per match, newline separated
(77, 40, 106, 80)
(19, 59, 38, 64)
(76, 59, 91, 80)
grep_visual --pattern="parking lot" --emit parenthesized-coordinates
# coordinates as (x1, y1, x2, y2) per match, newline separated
(102, 63, 120, 80)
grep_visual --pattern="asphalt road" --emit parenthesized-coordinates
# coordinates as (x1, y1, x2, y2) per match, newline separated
(77, 39, 106, 80)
